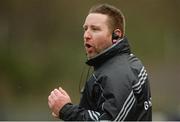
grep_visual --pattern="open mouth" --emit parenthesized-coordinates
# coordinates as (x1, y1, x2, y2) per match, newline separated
(85, 43, 92, 48)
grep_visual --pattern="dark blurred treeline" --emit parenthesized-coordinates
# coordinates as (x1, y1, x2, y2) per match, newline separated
(0, 0, 180, 120)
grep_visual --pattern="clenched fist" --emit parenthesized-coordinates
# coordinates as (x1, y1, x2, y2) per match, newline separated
(48, 87, 71, 118)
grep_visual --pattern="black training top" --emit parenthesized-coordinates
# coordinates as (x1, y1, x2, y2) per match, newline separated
(59, 37, 152, 121)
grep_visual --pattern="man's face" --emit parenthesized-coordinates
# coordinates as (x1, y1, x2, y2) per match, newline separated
(83, 13, 112, 59)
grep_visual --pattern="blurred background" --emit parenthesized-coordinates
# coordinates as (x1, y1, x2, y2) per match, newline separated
(0, 0, 180, 120)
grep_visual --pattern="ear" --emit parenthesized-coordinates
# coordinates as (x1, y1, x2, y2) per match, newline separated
(114, 29, 122, 38)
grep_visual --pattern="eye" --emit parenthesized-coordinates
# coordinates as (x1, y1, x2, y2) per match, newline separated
(83, 25, 88, 31)
(91, 26, 100, 31)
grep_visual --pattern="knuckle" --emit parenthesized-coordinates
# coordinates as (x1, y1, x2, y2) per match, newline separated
(48, 96, 51, 100)
(51, 91, 54, 95)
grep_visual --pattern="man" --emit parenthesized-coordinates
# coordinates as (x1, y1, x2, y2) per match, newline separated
(48, 4, 152, 121)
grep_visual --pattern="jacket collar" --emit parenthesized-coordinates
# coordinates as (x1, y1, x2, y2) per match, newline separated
(86, 37, 131, 68)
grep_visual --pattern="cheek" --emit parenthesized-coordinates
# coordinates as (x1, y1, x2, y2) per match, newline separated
(94, 35, 112, 50)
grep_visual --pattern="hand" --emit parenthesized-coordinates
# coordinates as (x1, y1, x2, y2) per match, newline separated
(48, 87, 72, 118)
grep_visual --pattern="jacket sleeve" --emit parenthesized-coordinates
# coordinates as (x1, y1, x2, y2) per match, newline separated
(59, 103, 111, 121)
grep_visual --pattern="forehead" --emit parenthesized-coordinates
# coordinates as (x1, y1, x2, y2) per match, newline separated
(83, 13, 109, 26)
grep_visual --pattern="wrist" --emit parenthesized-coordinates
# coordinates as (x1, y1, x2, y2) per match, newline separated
(59, 102, 72, 119)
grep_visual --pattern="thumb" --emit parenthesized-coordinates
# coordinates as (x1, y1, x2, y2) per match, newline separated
(59, 87, 68, 96)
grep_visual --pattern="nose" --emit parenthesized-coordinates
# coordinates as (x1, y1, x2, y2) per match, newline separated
(83, 30, 91, 42)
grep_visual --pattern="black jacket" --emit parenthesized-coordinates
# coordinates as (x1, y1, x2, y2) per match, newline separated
(59, 37, 152, 121)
